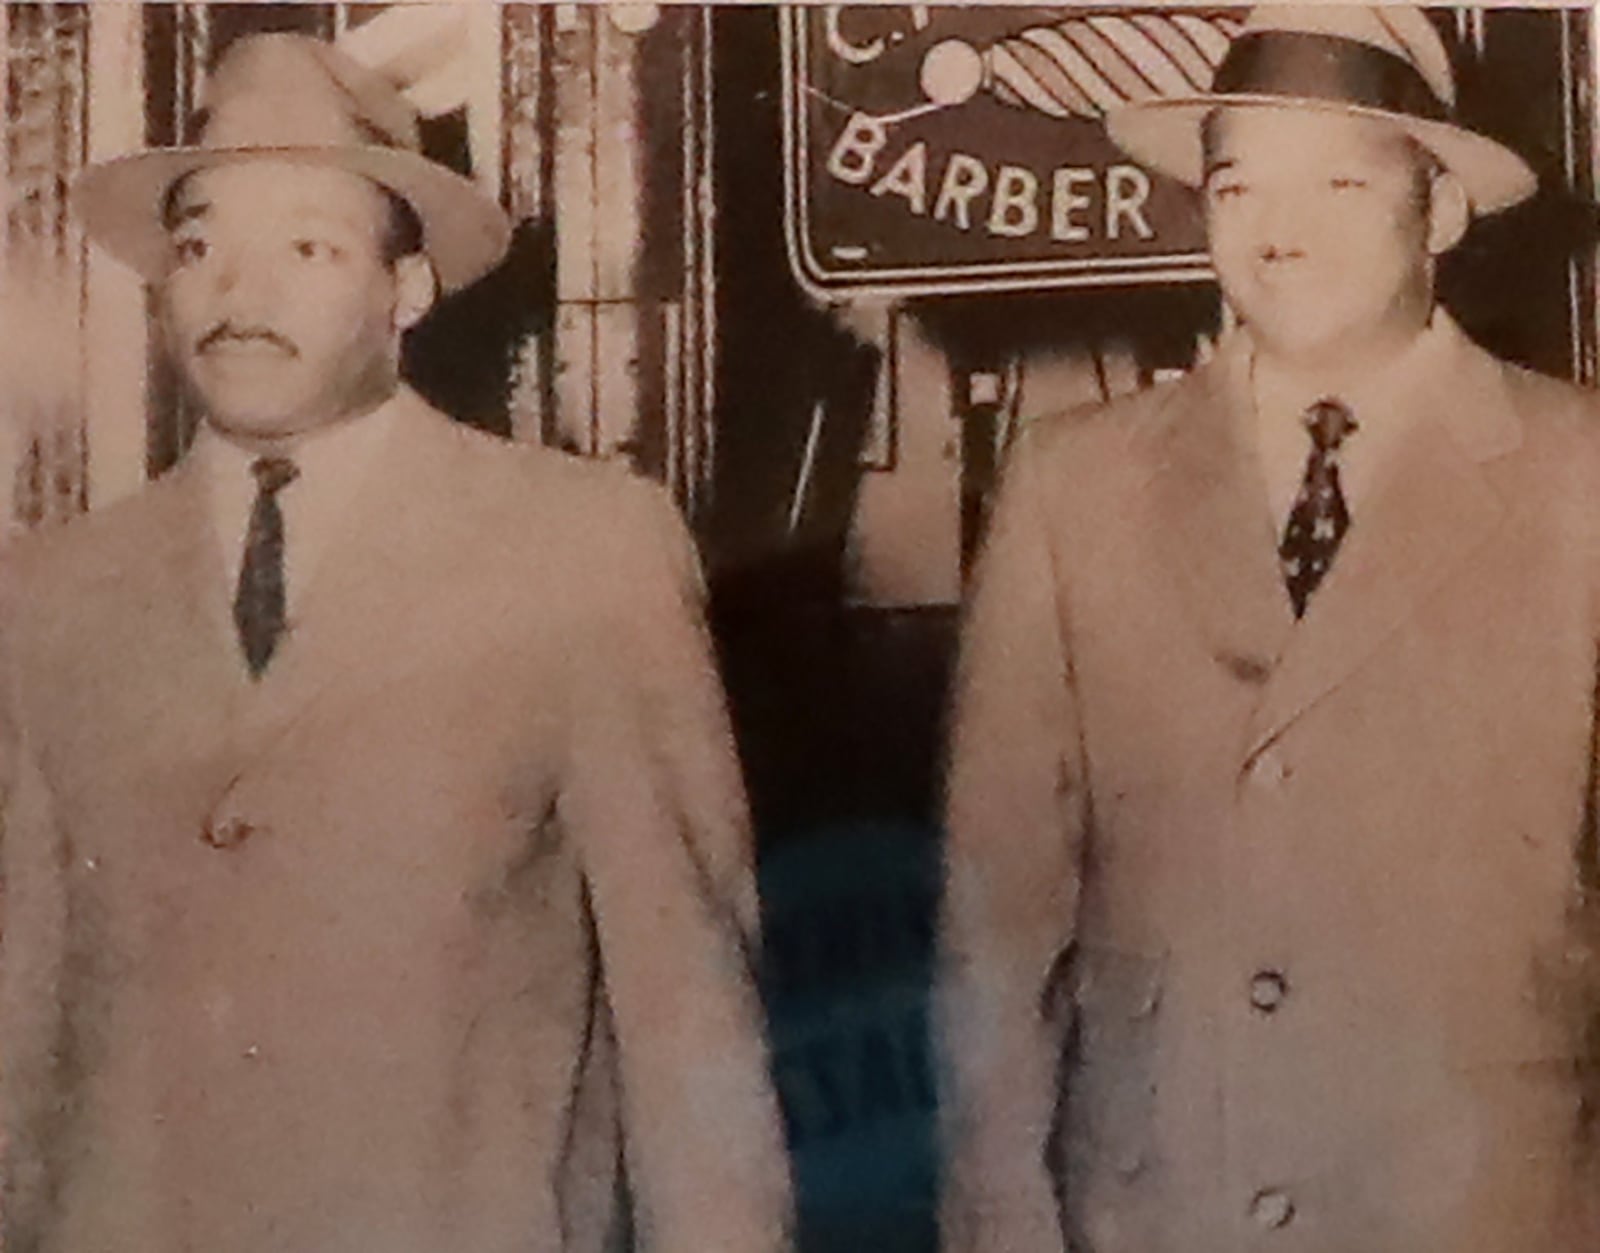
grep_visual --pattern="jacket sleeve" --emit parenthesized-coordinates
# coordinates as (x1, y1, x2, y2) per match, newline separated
(558, 479, 793, 1253)
(935, 432, 1089, 1253)
(0, 558, 70, 1247)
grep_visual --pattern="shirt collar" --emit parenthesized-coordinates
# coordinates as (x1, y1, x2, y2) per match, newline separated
(1250, 311, 1449, 436)
(1234, 311, 1457, 525)
(191, 387, 406, 485)
(190, 386, 413, 604)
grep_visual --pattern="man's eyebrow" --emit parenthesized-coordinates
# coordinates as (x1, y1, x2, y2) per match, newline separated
(1202, 157, 1238, 180)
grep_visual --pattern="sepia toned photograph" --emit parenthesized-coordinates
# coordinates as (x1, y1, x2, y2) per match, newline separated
(1, 3, 1598, 1251)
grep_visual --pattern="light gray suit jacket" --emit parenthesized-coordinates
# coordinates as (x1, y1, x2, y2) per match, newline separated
(0, 389, 792, 1253)
(938, 318, 1600, 1253)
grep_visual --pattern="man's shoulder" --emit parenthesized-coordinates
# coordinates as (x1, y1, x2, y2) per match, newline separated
(1446, 353, 1600, 555)
(1485, 357, 1600, 482)
(0, 469, 190, 618)
(436, 416, 672, 530)
(1012, 364, 1207, 477)
(1500, 357, 1600, 427)
(420, 411, 686, 588)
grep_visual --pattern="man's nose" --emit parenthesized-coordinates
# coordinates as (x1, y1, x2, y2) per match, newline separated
(206, 245, 280, 313)
(1251, 196, 1305, 261)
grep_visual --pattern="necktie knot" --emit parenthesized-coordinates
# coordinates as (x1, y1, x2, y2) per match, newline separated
(250, 455, 299, 497)
(1303, 399, 1357, 455)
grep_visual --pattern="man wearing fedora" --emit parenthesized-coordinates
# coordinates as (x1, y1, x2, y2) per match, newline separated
(0, 33, 790, 1253)
(937, 6, 1600, 1251)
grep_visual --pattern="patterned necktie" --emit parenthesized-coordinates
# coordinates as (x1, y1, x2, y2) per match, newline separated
(1279, 399, 1358, 619)
(234, 455, 299, 678)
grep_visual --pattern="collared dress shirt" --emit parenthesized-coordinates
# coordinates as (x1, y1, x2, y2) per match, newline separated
(189, 395, 399, 624)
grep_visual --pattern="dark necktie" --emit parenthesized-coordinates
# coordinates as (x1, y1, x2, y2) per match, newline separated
(1279, 399, 1357, 619)
(234, 455, 299, 678)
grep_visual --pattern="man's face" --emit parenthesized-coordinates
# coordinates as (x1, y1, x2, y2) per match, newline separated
(160, 162, 428, 445)
(1203, 107, 1449, 370)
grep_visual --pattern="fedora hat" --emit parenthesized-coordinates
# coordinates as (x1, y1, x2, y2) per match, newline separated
(1106, 5, 1537, 214)
(74, 33, 510, 293)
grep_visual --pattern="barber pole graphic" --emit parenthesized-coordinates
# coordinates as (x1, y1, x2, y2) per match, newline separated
(784, 7, 1240, 298)
(987, 13, 1239, 118)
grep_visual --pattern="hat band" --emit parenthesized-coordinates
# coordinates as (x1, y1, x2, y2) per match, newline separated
(1213, 31, 1450, 124)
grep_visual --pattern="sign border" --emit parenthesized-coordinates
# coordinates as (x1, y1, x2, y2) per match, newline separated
(779, 6, 1217, 302)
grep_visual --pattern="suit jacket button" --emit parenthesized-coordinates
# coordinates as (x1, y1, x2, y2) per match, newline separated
(202, 816, 259, 849)
(1250, 969, 1289, 1013)
(1249, 1188, 1295, 1229)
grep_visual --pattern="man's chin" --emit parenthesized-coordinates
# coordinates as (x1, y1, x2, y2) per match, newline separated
(1243, 311, 1362, 362)
(199, 406, 312, 448)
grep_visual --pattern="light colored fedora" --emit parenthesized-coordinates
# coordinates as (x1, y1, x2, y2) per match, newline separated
(1107, 5, 1537, 214)
(74, 33, 510, 293)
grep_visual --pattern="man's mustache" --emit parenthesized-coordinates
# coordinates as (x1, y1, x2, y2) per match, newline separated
(195, 323, 299, 358)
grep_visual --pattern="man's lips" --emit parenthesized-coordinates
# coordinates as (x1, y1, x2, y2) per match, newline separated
(195, 326, 299, 359)
(1249, 257, 1319, 287)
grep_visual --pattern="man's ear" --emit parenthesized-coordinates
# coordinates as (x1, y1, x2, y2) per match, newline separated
(393, 253, 438, 333)
(1426, 168, 1470, 256)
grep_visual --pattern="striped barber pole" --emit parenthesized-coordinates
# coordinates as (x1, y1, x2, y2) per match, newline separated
(988, 12, 1243, 121)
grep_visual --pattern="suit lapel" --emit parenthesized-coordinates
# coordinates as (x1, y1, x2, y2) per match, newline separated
(57, 456, 254, 805)
(1244, 320, 1522, 757)
(1149, 340, 1297, 684)
(118, 452, 255, 715)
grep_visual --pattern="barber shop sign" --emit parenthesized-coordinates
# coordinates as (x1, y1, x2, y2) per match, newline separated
(782, 6, 1241, 297)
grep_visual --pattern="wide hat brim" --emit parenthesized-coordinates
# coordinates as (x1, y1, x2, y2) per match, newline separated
(1108, 94, 1537, 214)
(73, 144, 511, 293)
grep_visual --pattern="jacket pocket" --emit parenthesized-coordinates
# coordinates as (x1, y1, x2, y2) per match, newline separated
(1058, 943, 1165, 1179)
(1054, 944, 1168, 1252)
